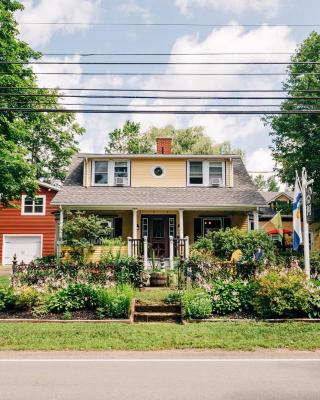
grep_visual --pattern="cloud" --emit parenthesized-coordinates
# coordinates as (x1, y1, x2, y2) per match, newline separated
(246, 148, 274, 172)
(18, 0, 102, 47)
(175, 0, 281, 17)
(119, 0, 153, 23)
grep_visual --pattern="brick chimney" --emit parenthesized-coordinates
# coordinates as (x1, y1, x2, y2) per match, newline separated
(156, 137, 172, 154)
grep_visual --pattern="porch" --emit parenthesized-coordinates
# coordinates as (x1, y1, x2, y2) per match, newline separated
(57, 208, 259, 267)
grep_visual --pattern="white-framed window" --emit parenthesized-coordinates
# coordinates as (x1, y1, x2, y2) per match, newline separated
(93, 161, 109, 185)
(189, 161, 203, 185)
(21, 195, 46, 216)
(92, 160, 130, 186)
(142, 217, 149, 238)
(209, 162, 223, 186)
(248, 214, 255, 231)
(187, 160, 226, 187)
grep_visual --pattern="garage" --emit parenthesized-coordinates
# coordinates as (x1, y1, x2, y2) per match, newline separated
(3, 235, 42, 265)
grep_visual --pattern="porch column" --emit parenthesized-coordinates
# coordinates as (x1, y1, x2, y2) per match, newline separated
(185, 236, 190, 259)
(253, 210, 259, 230)
(143, 236, 148, 269)
(57, 207, 64, 256)
(132, 209, 138, 239)
(169, 236, 174, 269)
(179, 209, 184, 238)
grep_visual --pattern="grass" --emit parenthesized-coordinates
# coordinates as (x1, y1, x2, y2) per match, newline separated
(0, 275, 10, 288)
(135, 288, 175, 303)
(0, 322, 319, 351)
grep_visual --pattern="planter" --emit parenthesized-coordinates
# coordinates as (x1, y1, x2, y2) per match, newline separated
(150, 272, 167, 287)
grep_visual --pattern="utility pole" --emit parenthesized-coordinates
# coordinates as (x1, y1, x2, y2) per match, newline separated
(301, 168, 314, 279)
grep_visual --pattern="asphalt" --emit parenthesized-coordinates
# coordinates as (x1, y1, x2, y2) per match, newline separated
(0, 351, 320, 400)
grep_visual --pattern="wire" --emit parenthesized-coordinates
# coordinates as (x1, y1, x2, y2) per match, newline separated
(1, 108, 319, 114)
(40, 52, 297, 56)
(2, 72, 320, 76)
(1, 87, 319, 93)
(2, 61, 319, 65)
(17, 22, 320, 27)
(1, 102, 288, 108)
(2, 93, 319, 100)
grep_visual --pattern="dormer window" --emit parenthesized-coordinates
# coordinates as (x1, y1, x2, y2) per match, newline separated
(187, 160, 226, 187)
(189, 161, 203, 185)
(94, 161, 109, 185)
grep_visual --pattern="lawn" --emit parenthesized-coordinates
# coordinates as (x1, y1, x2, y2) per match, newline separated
(0, 275, 10, 288)
(0, 322, 319, 351)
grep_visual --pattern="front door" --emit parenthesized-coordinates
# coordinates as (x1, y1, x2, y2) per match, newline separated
(141, 215, 176, 258)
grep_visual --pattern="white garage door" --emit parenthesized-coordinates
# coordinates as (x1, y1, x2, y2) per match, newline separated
(3, 236, 42, 265)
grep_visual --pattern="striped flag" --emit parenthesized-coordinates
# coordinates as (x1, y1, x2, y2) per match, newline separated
(293, 177, 302, 251)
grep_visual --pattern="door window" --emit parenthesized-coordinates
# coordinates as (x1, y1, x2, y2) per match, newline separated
(152, 218, 165, 239)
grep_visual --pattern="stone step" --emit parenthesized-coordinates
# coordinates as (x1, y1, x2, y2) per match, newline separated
(134, 312, 181, 323)
(135, 303, 180, 313)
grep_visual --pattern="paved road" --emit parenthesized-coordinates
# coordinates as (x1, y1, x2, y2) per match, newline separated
(0, 351, 320, 400)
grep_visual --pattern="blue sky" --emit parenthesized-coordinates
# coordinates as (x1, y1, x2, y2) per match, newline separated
(17, 0, 320, 175)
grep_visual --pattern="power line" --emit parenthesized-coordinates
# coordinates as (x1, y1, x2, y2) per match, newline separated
(40, 52, 296, 56)
(2, 61, 319, 65)
(2, 72, 320, 76)
(1, 87, 319, 93)
(2, 102, 288, 108)
(18, 22, 320, 27)
(1, 108, 319, 114)
(2, 93, 319, 100)
(41, 52, 295, 57)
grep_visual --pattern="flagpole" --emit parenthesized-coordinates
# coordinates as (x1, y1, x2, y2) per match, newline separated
(301, 168, 310, 279)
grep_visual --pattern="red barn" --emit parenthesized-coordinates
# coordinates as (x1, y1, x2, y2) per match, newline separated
(0, 182, 59, 265)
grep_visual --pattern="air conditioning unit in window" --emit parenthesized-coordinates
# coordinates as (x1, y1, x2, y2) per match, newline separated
(210, 177, 223, 187)
(115, 177, 127, 186)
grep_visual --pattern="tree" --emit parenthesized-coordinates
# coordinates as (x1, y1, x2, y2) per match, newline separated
(0, 1, 83, 204)
(252, 175, 280, 192)
(264, 32, 320, 199)
(105, 120, 152, 154)
(106, 121, 243, 156)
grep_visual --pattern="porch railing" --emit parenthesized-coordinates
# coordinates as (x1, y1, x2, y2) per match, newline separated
(127, 236, 189, 269)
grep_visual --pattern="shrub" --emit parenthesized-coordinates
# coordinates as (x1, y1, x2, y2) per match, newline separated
(0, 287, 15, 311)
(47, 283, 98, 312)
(308, 285, 320, 318)
(310, 252, 320, 280)
(211, 228, 275, 263)
(14, 287, 41, 311)
(113, 257, 144, 287)
(252, 269, 310, 318)
(182, 289, 212, 319)
(164, 291, 182, 304)
(95, 285, 134, 319)
(211, 279, 255, 315)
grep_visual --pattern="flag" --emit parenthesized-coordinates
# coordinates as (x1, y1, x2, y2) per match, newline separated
(293, 177, 302, 251)
(270, 212, 283, 242)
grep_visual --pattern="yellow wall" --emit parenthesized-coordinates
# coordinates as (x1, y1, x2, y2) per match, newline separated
(311, 222, 320, 251)
(86, 158, 233, 188)
(184, 211, 248, 244)
(275, 194, 291, 202)
(63, 245, 127, 263)
(131, 159, 186, 187)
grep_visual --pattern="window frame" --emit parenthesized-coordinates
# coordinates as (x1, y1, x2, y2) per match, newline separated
(21, 195, 46, 216)
(187, 160, 204, 186)
(92, 159, 130, 187)
(202, 217, 223, 235)
(187, 160, 226, 187)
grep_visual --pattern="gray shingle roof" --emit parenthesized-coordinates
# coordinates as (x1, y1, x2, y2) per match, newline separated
(52, 155, 266, 208)
(259, 191, 294, 204)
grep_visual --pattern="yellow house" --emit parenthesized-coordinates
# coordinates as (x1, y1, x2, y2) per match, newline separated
(258, 191, 294, 247)
(52, 138, 267, 266)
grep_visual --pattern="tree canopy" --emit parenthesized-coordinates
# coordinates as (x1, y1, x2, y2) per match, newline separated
(105, 121, 243, 156)
(252, 174, 280, 192)
(264, 32, 320, 199)
(0, 0, 84, 205)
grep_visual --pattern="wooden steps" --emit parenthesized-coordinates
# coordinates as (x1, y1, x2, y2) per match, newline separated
(133, 301, 181, 323)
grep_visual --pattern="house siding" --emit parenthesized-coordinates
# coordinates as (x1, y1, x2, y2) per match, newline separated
(0, 187, 59, 264)
(131, 159, 186, 187)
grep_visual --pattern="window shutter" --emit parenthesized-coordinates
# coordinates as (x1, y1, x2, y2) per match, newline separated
(194, 218, 202, 241)
(224, 218, 232, 229)
(114, 218, 123, 237)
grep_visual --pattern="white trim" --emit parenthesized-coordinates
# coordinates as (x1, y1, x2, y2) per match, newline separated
(37, 181, 60, 191)
(265, 192, 294, 203)
(187, 160, 226, 187)
(21, 195, 46, 216)
(55, 204, 264, 211)
(151, 165, 166, 178)
(92, 159, 130, 187)
(80, 153, 241, 160)
(2, 234, 43, 265)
